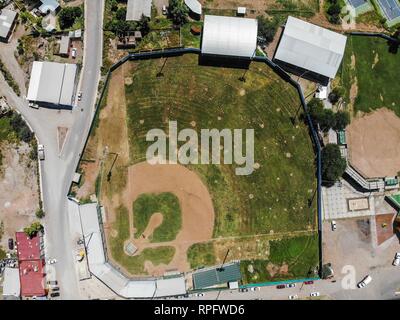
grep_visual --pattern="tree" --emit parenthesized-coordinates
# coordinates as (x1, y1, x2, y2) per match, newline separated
(328, 86, 345, 104)
(327, 3, 341, 24)
(333, 111, 350, 131)
(35, 208, 45, 219)
(24, 221, 44, 238)
(307, 98, 336, 132)
(138, 14, 150, 36)
(116, 7, 127, 21)
(169, 0, 189, 26)
(321, 144, 347, 187)
(257, 16, 280, 45)
(58, 6, 83, 30)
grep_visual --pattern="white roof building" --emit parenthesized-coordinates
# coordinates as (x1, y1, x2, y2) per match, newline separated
(201, 15, 258, 58)
(39, 0, 60, 14)
(126, 0, 152, 21)
(27, 61, 77, 106)
(274, 16, 347, 80)
(0, 9, 17, 41)
(2, 267, 20, 298)
(185, 0, 202, 15)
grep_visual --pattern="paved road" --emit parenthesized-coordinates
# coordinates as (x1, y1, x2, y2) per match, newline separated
(43, 0, 104, 299)
(0, 0, 104, 299)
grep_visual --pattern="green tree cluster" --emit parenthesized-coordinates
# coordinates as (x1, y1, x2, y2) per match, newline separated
(9, 112, 34, 143)
(257, 15, 280, 45)
(326, 0, 342, 24)
(168, 0, 189, 26)
(59, 6, 83, 30)
(307, 98, 350, 132)
(23, 222, 44, 238)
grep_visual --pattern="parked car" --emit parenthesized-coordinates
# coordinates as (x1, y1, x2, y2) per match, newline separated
(331, 220, 337, 231)
(288, 295, 298, 300)
(393, 253, 400, 266)
(47, 280, 58, 286)
(47, 258, 57, 265)
(239, 288, 249, 292)
(8, 238, 13, 250)
(195, 293, 204, 297)
(28, 102, 39, 109)
(71, 48, 77, 58)
(310, 292, 320, 297)
(304, 280, 314, 285)
(286, 283, 296, 288)
(162, 5, 168, 15)
(357, 275, 372, 288)
(250, 286, 260, 292)
(77, 91, 82, 101)
(276, 284, 285, 289)
(50, 292, 60, 298)
(51, 287, 60, 292)
(38, 144, 45, 161)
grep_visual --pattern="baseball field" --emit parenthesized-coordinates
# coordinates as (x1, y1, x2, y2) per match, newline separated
(75, 53, 319, 282)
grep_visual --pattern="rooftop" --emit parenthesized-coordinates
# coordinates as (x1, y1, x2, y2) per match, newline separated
(126, 0, 152, 21)
(39, 0, 60, 14)
(0, 9, 17, 39)
(27, 61, 77, 106)
(274, 16, 347, 79)
(201, 15, 258, 58)
(19, 260, 46, 297)
(16, 232, 42, 261)
(185, 0, 202, 15)
(193, 262, 242, 289)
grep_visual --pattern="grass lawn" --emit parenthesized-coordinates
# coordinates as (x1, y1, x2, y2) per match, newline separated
(108, 205, 175, 275)
(240, 234, 319, 283)
(339, 36, 400, 116)
(133, 192, 182, 242)
(187, 242, 217, 269)
(124, 54, 317, 237)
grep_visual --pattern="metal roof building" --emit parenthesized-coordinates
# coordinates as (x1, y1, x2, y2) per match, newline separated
(126, 0, 152, 21)
(192, 262, 242, 289)
(59, 35, 70, 56)
(27, 61, 77, 106)
(39, 0, 60, 14)
(185, 0, 202, 15)
(0, 9, 17, 42)
(201, 15, 258, 58)
(2, 267, 20, 298)
(274, 16, 347, 82)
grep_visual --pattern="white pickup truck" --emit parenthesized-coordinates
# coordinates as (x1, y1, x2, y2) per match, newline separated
(357, 275, 372, 288)
(38, 144, 45, 161)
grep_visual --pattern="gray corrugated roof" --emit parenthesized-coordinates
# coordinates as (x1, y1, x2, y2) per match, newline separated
(0, 9, 17, 39)
(201, 15, 258, 58)
(39, 0, 60, 14)
(274, 16, 347, 79)
(59, 36, 70, 55)
(27, 61, 77, 106)
(126, 0, 152, 21)
(193, 263, 241, 289)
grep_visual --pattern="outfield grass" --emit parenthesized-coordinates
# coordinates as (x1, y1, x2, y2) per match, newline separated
(340, 36, 400, 116)
(187, 242, 216, 269)
(240, 234, 319, 283)
(124, 54, 317, 237)
(108, 205, 175, 275)
(133, 192, 182, 242)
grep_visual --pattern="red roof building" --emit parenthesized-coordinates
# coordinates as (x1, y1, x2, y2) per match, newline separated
(15, 232, 46, 297)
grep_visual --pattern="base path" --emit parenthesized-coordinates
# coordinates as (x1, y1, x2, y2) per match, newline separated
(346, 108, 400, 178)
(122, 162, 215, 274)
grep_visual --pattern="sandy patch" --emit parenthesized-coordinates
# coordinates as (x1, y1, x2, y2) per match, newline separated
(347, 108, 400, 178)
